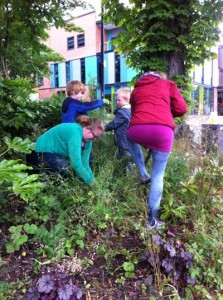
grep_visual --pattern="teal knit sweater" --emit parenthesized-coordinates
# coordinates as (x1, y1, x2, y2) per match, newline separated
(35, 123, 93, 185)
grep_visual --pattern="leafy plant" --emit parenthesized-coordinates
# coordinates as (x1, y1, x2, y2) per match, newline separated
(0, 281, 15, 299)
(0, 137, 43, 202)
(0, 77, 37, 140)
(161, 194, 187, 221)
(6, 225, 28, 254)
(141, 231, 195, 297)
(27, 271, 83, 300)
(1, 97, 223, 300)
(0, 77, 63, 143)
(122, 261, 135, 278)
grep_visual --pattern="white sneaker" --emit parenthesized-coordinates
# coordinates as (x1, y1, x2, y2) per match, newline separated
(147, 219, 165, 230)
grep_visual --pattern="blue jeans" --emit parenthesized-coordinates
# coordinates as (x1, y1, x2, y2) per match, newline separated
(127, 139, 149, 177)
(127, 139, 170, 224)
(26, 151, 71, 177)
(148, 150, 170, 224)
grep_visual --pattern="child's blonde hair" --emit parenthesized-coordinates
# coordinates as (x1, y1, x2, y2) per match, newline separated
(115, 87, 131, 102)
(66, 80, 86, 96)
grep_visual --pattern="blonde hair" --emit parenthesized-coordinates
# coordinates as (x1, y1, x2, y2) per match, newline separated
(66, 80, 86, 96)
(154, 71, 167, 79)
(115, 87, 131, 102)
(76, 115, 105, 132)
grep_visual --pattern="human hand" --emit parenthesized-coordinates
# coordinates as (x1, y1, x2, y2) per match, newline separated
(103, 98, 110, 105)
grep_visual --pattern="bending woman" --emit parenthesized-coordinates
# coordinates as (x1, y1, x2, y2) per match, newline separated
(127, 71, 187, 229)
(26, 115, 104, 185)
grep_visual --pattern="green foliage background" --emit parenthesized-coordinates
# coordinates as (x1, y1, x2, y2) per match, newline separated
(102, 0, 223, 80)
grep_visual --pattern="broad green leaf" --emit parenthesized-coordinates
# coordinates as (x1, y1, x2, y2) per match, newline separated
(9, 225, 23, 234)
(0, 159, 32, 183)
(3, 137, 35, 153)
(23, 223, 38, 234)
(12, 176, 43, 202)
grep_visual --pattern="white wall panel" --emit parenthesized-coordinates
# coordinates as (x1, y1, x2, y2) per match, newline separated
(58, 62, 66, 87)
(107, 52, 115, 84)
(71, 60, 81, 81)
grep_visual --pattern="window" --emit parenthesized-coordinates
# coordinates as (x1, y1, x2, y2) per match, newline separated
(37, 77, 43, 85)
(67, 36, 74, 50)
(66, 61, 71, 83)
(97, 55, 101, 85)
(115, 53, 120, 83)
(54, 63, 59, 88)
(77, 34, 85, 48)
(80, 58, 86, 84)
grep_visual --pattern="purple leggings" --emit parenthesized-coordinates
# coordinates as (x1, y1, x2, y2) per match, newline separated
(127, 124, 174, 152)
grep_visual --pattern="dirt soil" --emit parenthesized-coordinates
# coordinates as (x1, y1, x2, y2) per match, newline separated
(0, 195, 196, 300)
(0, 223, 190, 300)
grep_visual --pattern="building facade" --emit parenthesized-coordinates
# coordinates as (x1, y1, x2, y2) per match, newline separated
(36, 11, 223, 119)
(37, 11, 135, 100)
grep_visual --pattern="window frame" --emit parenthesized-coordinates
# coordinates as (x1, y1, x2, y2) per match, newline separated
(66, 61, 71, 83)
(80, 58, 86, 84)
(77, 34, 85, 48)
(67, 36, 74, 50)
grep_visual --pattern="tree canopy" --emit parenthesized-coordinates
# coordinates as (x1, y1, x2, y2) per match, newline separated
(102, 0, 223, 80)
(0, 0, 87, 81)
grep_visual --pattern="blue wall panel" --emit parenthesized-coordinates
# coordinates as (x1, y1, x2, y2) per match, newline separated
(120, 55, 137, 83)
(70, 61, 73, 81)
(127, 66, 137, 82)
(120, 56, 127, 83)
(50, 64, 55, 88)
(85, 56, 97, 84)
(58, 63, 66, 87)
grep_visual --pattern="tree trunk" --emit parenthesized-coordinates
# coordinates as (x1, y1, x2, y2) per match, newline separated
(167, 51, 185, 79)
(0, 57, 10, 78)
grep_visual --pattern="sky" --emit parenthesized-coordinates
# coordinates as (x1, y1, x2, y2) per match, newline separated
(73, 1, 104, 18)
(73, 0, 130, 19)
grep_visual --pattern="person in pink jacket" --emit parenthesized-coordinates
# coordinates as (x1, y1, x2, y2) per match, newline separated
(127, 70, 187, 230)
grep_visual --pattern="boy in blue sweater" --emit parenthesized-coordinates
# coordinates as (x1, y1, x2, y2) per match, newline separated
(62, 80, 104, 123)
(105, 87, 133, 172)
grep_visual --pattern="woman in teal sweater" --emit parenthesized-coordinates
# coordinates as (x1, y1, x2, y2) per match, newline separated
(26, 115, 104, 185)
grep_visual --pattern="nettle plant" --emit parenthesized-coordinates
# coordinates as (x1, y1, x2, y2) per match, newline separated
(27, 270, 82, 300)
(141, 231, 195, 287)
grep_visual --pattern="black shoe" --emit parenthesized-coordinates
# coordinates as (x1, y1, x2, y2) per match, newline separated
(140, 174, 151, 184)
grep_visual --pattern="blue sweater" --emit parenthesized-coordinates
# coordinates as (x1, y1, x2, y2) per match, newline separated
(105, 104, 131, 149)
(62, 97, 104, 123)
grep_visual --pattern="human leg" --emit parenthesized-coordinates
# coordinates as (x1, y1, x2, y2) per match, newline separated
(148, 150, 170, 226)
(26, 151, 42, 173)
(42, 153, 71, 177)
(117, 147, 134, 173)
(26, 151, 71, 177)
(126, 138, 150, 179)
